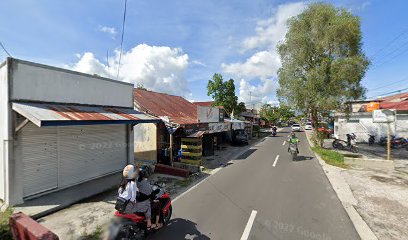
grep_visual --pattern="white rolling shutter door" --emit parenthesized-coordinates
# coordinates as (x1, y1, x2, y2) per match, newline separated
(58, 125, 127, 187)
(17, 123, 58, 197)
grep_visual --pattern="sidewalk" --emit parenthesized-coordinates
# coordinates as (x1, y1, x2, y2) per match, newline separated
(37, 133, 270, 239)
(307, 131, 408, 240)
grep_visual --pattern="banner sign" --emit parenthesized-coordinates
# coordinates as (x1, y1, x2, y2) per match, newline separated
(372, 109, 395, 123)
(197, 106, 220, 123)
(208, 122, 230, 133)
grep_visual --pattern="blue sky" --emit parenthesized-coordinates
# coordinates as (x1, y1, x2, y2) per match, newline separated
(1, 0, 408, 107)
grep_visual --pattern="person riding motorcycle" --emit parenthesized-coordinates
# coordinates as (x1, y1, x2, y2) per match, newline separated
(288, 132, 300, 153)
(135, 166, 162, 231)
(118, 165, 138, 214)
(272, 125, 277, 132)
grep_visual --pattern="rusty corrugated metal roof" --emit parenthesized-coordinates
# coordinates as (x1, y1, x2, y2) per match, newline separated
(12, 102, 159, 127)
(133, 89, 198, 125)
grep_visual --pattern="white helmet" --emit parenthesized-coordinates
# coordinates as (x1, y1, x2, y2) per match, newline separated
(122, 165, 137, 180)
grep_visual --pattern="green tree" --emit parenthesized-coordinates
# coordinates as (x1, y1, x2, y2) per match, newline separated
(260, 104, 295, 125)
(207, 73, 238, 115)
(235, 102, 247, 115)
(277, 3, 369, 129)
(136, 83, 147, 90)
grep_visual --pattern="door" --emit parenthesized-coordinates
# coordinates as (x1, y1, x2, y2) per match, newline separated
(17, 123, 58, 197)
(58, 124, 127, 188)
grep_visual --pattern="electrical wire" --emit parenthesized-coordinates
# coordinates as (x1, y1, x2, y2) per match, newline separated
(367, 87, 408, 99)
(0, 40, 12, 57)
(370, 29, 408, 59)
(117, 0, 127, 80)
(367, 76, 408, 92)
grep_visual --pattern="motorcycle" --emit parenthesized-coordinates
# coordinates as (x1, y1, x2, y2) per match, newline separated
(289, 143, 298, 160)
(379, 135, 408, 149)
(272, 129, 277, 137)
(332, 133, 359, 153)
(368, 134, 375, 146)
(108, 184, 172, 240)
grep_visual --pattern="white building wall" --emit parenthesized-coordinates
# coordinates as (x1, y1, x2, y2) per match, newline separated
(334, 113, 408, 143)
(0, 61, 7, 202)
(9, 59, 133, 108)
(134, 123, 157, 163)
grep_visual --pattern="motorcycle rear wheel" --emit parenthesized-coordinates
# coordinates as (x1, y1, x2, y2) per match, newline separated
(162, 205, 172, 225)
(351, 146, 359, 153)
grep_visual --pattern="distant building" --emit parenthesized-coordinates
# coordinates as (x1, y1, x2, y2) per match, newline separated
(133, 90, 230, 170)
(334, 92, 408, 142)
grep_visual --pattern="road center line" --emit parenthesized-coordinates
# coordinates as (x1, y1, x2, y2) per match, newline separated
(240, 210, 258, 240)
(282, 140, 286, 145)
(273, 155, 279, 167)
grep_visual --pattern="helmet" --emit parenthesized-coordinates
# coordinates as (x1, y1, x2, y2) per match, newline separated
(122, 165, 137, 180)
(291, 132, 296, 138)
(138, 165, 150, 179)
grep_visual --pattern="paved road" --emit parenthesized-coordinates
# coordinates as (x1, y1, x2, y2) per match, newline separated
(150, 128, 359, 240)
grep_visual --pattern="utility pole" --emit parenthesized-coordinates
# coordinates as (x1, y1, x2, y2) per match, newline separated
(387, 122, 391, 160)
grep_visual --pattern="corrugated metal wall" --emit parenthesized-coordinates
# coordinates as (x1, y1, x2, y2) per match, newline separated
(17, 123, 127, 198)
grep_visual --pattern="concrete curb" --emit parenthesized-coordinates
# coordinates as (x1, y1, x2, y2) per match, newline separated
(304, 133, 378, 240)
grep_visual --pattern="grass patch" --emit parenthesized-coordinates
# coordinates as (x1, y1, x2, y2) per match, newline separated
(311, 147, 347, 168)
(0, 206, 13, 240)
(176, 178, 192, 188)
(79, 225, 103, 240)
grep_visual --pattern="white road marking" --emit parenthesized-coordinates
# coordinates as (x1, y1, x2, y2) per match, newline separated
(240, 210, 258, 240)
(282, 141, 286, 145)
(273, 155, 279, 167)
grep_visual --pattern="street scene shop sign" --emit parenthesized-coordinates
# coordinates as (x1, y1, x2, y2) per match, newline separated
(372, 109, 395, 123)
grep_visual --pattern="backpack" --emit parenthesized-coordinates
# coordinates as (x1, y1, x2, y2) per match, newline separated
(115, 183, 132, 213)
(115, 196, 129, 213)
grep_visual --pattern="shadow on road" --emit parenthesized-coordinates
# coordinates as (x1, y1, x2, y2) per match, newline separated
(236, 149, 257, 160)
(293, 155, 314, 161)
(148, 218, 210, 240)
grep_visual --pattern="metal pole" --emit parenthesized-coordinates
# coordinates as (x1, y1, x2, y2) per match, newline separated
(387, 122, 391, 160)
(169, 132, 173, 166)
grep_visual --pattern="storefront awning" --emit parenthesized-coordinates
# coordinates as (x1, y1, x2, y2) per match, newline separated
(12, 102, 160, 127)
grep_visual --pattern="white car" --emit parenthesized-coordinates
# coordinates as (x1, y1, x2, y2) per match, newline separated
(291, 124, 301, 132)
(304, 122, 312, 130)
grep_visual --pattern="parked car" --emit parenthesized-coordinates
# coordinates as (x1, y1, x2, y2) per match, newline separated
(317, 122, 333, 138)
(304, 122, 312, 130)
(291, 124, 301, 132)
(233, 129, 248, 145)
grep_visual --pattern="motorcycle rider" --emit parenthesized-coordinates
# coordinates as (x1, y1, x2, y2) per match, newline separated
(118, 165, 138, 214)
(272, 125, 277, 135)
(135, 166, 162, 231)
(288, 132, 300, 153)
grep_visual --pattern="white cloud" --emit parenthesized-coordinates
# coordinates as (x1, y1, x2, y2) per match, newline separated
(97, 25, 117, 39)
(238, 78, 277, 108)
(222, 51, 280, 80)
(222, 2, 306, 104)
(70, 44, 190, 96)
(191, 60, 207, 67)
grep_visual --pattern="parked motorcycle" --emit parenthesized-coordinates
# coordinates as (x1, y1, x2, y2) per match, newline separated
(379, 135, 408, 149)
(368, 134, 375, 146)
(332, 133, 359, 153)
(108, 184, 172, 240)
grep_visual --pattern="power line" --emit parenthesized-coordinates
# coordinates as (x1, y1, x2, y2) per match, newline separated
(0, 40, 12, 57)
(367, 76, 408, 92)
(370, 46, 408, 70)
(370, 29, 408, 59)
(117, 0, 128, 80)
(368, 87, 408, 99)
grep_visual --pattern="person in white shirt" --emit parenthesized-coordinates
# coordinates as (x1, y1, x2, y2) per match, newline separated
(118, 165, 138, 214)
